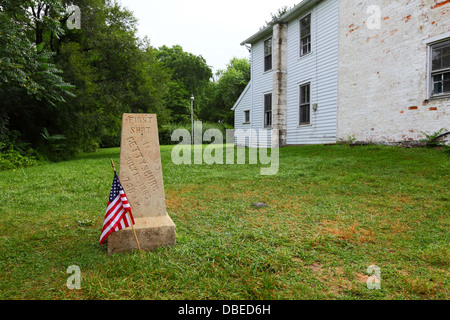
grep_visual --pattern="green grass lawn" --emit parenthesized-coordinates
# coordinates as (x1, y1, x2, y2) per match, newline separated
(0, 144, 448, 300)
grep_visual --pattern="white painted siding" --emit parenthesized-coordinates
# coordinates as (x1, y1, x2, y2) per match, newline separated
(233, 37, 274, 148)
(234, 0, 339, 147)
(234, 0, 449, 147)
(285, 0, 339, 145)
(233, 84, 252, 146)
(249, 39, 274, 148)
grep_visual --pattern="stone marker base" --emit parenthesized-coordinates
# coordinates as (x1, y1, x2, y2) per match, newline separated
(107, 215, 176, 255)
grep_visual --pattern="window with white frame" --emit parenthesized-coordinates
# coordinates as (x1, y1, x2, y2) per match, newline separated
(430, 40, 450, 97)
(264, 93, 272, 128)
(244, 110, 250, 123)
(264, 38, 272, 72)
(300, 14, 311, 57)
(299, 83, 311, 125)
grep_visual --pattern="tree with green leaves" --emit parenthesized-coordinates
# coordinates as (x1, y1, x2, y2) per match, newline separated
(1, 0, 252, 165)
(0, 0, 75, 156)
(0, 0, 74, 106)
(56, 1, 172, 150)
(1, 0, 174, 160)
(156, 45, 213, 123)
(200, 57, 250, 124)
(260, 5, 293, 30)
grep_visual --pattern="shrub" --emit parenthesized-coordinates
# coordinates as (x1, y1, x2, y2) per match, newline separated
(38, 128, 71, 162)
(0, 147, 38, 171)
(420, 128, 447, 147)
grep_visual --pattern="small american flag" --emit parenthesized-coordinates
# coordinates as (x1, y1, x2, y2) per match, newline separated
(99, 172, 135, 245)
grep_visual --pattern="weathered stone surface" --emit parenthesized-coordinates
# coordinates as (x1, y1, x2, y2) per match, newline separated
(108, 114, 176, 254)
(272, 23, 288, 148)
(108, 216, 176, 255)
(337, 1, 450, 144)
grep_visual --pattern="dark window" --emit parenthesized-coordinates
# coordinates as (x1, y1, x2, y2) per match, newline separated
(264, 38, 272, 72)
(300, 14, 311, 56)
(264, 94, 272, 128)
(244, 110, 250, 123)
(431, 40, 450, 96)
(299, 84, 310, 125)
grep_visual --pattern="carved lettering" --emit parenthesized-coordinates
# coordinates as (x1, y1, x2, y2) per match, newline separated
(109, 113, 175, 254)
(119, 114, 167, 219)
(125, 156, 139, 177)
(127, 115, 153, 125)
(141, 165, 158, 192)
(123, 137, 159, 200)
(130, 127, 151, 135)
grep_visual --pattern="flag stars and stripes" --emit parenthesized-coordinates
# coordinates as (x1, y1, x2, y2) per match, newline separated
(99, 172, 135, 245)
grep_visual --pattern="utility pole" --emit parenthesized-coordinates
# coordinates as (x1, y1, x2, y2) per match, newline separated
(190, 94, 195, 145)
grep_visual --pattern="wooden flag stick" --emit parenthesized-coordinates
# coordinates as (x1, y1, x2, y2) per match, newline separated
(127, 211, 142, 254)
(110, 159, 142, 254)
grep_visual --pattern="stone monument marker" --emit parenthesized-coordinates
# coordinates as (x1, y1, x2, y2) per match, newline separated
(107, 114, 176, 254)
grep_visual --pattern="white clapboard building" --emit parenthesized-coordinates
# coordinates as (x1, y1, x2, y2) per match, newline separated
(232, 0, 450, 147)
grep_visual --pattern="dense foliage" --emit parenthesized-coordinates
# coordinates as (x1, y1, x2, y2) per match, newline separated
(0, 0, 250, 167)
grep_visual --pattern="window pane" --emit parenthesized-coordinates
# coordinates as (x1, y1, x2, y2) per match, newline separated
(442, 46, 450, 69)
(301, 44, 309, 56)
(264, 94, 272, 112)
(300, 105, 310, 124)
(300, 106, 305, 123)
(301, 26, 310, 38)
(300, 83, 310, 124)
(301, 36, 311, 56)
(432, 48, 441, 71)
(300, 15, 311, 30)
(265, 55, 272, 71)
(265, 111, 272, 127)
(434, 82, 442, 94)
(300, 84, 310, 104)
(444, 80, 450, 93)
(305, 106, 310, 123)
(264, 39, 272, 57)
(444, 72, 450, 81)
(304, 36, 311, 46)
(433, 74, 442, 83)
(300, 15, 311, 56)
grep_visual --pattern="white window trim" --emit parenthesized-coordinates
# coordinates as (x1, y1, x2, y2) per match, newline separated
(298, 11, 313, 60)
(263, 37, 273, 74)
(426, 36, 450, 100)
(263, 92, 273, 129)
(423, 32, 450, 45)
(298, 81, 313, 127)
(243, 110, 251, 124)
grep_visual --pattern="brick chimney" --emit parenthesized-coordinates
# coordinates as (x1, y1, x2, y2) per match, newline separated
(272, 22, 288, 148)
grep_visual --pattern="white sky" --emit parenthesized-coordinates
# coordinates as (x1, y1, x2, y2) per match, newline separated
(118, 0, 300, 73)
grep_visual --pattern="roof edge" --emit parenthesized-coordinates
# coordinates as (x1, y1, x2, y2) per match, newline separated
(240, 0, 320, 46)
(231, 83, 252, 111)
